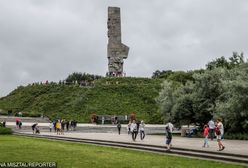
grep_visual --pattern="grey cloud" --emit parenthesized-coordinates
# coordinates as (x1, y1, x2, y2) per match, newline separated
(1, 0, 248, 97)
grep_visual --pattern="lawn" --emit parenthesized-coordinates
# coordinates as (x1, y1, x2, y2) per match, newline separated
(0, 135, 245, 168)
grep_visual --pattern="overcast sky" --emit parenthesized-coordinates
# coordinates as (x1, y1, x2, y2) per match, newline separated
(1, 0, 248, 97)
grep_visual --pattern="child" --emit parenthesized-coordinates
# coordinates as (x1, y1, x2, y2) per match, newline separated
(203, 124, 209, 147)
(35, 126, 40, 134)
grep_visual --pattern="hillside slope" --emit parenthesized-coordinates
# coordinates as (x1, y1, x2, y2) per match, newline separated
(0, 77, 163, 123)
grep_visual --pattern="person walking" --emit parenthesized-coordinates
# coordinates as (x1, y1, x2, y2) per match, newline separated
(18, 121, 22, 129)
(16, 118, 19, 129)
(2, 120, 6, 127)
(165, 122, 174, 151)
(208, 119, 215, 140)
(127, 121, 131, 135)
(53, 120, 56, 132)
(216, 119, 225, 151)
(140, 120, 145, 140)
(202, 124, 209, 148)
(49, 122, 53, 132)
(130, 120, 138, 141)
(31, 123, 38, 134)
(66, 120, 69, 131)
(117, 122, 121, 135)
(56, 120, 61, 135)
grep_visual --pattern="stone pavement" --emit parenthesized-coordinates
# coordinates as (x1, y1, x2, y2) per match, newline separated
(6, 122, 168, 134)
(21, 131, 248, 156)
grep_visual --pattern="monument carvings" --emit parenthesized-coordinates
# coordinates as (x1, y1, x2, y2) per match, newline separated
(107, 7, 129, 77)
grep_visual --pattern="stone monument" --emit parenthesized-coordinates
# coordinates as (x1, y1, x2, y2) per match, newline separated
(107, 7, 129, 77)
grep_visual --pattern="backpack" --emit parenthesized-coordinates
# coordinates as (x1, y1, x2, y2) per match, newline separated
(167, 131, 172, 139)
(215, 127, 221, 135)
(165, 126, 171, 133)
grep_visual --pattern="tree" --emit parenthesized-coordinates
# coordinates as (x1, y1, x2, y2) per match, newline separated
(215, 63, 248, 133)
(167, 71, 194, 85)
(157, 68, 225, 128)
(206, 52, 245, 70)
(152, 70, 173, 79)
(206, 56, 229, 70)
(65, 72, 102, 84)
(156, 81, 176, 123)
(229, 52, 245, 68)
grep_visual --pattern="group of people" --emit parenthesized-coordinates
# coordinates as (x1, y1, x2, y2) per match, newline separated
(123, 120, 145, 141)
(50, 119, 78, 135)
(203, 118, 225, 151)
(29, 117, 227, 152)
(164, 118, 226, 152)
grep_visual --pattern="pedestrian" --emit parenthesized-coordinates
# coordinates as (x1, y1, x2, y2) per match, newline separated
(136, 120, 140, 134)
(73, 120, 77, 131)
(18, 121, 22, 129)
(70, 120, 73, 131)
(208, 119, 215, 140)
(165, 122, 174, 151)
(66, 120, 69, 131)
(56, 120, 61, 135)
(35, 126, 40, 134)
(2, 120, 6, 127)
(49, 122, 53, 132)
(216, 119, 225, 151)
(61, 120, 65, 134)
(32, 123, 38, 134)
(16, 119, 19, 129)
(102, 116, 105, 125)
(202, 124, 209, 148)
(130, 120, 138, 141)
(140, 120, 145, 140)
(127, 121, 131, 135)
(53, 120, 56, 132)
(117, 122, 121, 135)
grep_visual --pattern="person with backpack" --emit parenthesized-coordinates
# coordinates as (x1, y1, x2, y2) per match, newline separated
(215, 119, 225, 151)
(165, 122, 174, 151)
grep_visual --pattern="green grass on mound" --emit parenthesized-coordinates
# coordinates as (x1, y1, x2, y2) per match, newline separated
(0, 77, 163, 123)
(0, 136, 244, 168)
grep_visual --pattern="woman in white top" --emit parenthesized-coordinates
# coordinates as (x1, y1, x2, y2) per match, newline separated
(130, 120, 137, 141)
(140, 120, 145, 140)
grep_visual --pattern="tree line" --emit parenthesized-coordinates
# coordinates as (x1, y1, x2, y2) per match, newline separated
(155, 52, 248, 134)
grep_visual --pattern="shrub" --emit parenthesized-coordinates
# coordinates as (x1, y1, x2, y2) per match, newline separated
(224, 133, 248, 140)
(0, 127, 13, 135)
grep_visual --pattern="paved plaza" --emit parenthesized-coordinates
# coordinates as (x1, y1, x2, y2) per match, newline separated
(21, 131, 248, 156)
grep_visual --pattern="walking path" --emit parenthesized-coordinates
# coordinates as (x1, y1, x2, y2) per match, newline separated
(20, 131, 248, 156)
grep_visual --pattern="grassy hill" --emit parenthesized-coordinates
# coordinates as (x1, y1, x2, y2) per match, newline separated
(0, 77, 163, 123)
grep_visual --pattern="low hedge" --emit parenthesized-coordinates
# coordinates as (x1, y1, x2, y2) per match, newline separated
(0, 127, 13, 135)
(224, 133, 248, 140)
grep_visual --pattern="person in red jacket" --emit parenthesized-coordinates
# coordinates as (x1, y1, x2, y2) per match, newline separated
(202, 125, 209, 148)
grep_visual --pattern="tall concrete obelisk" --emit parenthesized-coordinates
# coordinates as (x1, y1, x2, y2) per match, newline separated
(107, 7, 129, 77)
